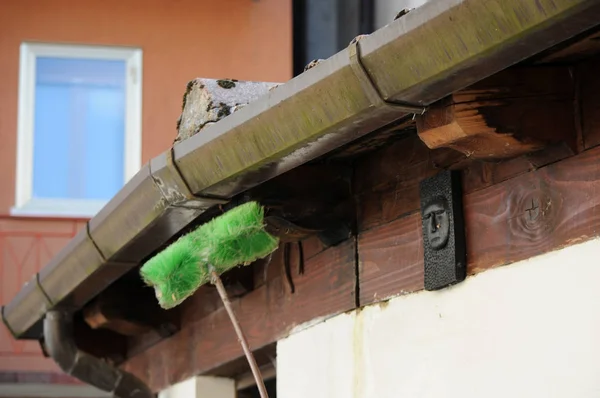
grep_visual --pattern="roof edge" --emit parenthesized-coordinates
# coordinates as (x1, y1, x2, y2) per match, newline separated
(4, 0, 600, 339)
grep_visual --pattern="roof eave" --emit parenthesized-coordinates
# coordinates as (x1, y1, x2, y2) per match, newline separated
(4, 0, 600, 339)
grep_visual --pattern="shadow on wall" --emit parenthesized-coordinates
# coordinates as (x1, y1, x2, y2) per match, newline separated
(238, 378, 277, 398)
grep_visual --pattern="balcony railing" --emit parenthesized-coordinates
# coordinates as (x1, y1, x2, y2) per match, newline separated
(0, 217, 80, 368)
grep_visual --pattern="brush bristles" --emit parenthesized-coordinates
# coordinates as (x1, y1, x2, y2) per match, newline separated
(196, 202, 279, 271)
(140, 201, 279, 309)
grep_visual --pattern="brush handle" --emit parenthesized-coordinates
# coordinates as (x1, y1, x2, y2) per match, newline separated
(210, 270, 269, 398)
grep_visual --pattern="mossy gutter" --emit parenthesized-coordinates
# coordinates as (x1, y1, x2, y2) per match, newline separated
(3, 0, 600, 341)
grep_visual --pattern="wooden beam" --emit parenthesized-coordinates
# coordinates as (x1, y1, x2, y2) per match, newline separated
(358, 144, 600, 306)
(355, 133, 437, 232)
(123, 133, 586, 389)
(355, 133, 574, 232)
(119, 60, 600, 390)
(416, 67, 576, 160)
(121, 239, 356, 392)
(357, 60, 600, 303)
(84, 300, 153, 336)
(82, 274, 179, 338)
(534, 27, 600, 64)
(579, 55, 600, 150)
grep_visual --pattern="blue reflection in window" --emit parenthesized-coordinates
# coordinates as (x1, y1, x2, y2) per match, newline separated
(32, 57, 126, 201)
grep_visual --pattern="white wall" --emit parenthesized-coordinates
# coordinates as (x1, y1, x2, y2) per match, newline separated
(278, 238, 600, 398)
(158, 376, 235, 398)
(277, 313, 357, 397)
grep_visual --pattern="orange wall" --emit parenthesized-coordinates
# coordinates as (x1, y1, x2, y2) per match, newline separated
(0, 0, 291, 373)
(0, 217, 85, 372)
(0, 0, 292, 213)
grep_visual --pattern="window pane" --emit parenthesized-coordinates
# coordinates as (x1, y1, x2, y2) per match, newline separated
(32, 57, 126, 201)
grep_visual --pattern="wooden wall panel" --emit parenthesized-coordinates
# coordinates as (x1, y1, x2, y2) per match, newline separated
(359, 215, 422, 304)
(355, 134, 573, 233)
(121, 55, 600, 389)
(465, 146, 600, 272)
(355, 134, 437, 232)
(123, 239, 356, 392)
(359, 145, 600, 306)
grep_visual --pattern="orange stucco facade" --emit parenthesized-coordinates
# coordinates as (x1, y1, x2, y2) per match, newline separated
(0, 0, 292, 373)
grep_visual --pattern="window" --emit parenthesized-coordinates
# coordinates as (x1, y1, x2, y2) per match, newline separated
(13, 42, 142, 218)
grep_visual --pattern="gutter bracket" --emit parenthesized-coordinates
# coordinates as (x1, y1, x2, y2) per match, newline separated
(162, 147, 228, 208)
(1, 306, 17, 338)
(419, 170, 466, 290)
(86, 223, 107, 262)
(2, 273, 53, 339)
(348, 40, 426, 115)
(35, 273, 54, 307)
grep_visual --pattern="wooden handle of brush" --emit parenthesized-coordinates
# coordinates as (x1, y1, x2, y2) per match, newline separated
(210, 270, 270, 398)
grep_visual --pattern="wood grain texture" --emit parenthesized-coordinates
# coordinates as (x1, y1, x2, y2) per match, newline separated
(356, 134, 574, 232)
(417, 97, 575, 160)
(358, 145, 600, 306)
(416, 66, 575, 160)
(417, 101, 545, 158)
(534, 29, 600, 65)
(354, 65, 581, 231)
(121, 63, 600, 386)
(451, 67, 573, 103)
(122, 239, 356, 392)
(355, 134, 438, 232)
(465, 145, 600, 272)
(359, 215, 423, 304)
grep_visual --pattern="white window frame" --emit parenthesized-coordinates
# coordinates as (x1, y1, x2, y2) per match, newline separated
(12, 42, 143, 218)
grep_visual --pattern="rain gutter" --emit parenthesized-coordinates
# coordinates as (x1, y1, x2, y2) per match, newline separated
(43, 311, 154, 398)
(3, 0, 600, 341)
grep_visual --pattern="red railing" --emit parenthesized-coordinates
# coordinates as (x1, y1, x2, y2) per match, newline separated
(0, 218, 80, 362)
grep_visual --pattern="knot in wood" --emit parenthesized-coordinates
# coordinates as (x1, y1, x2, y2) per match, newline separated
(508, 184, 559, 241)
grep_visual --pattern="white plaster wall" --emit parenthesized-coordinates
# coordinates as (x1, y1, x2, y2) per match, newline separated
(277, 238, 600, 398)
(158, 376, 235, 398)
(277, 313, 357, 398)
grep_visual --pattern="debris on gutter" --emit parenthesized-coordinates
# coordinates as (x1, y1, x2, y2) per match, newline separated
(175, 79, 279, 144)
(3, 0, 600, 343)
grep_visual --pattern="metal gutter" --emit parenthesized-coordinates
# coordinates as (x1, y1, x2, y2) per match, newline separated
(3, 0, 600, 340)
(44, 311, 154, 398)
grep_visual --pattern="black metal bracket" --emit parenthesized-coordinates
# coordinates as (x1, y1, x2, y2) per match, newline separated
(419, 170, 466, 291)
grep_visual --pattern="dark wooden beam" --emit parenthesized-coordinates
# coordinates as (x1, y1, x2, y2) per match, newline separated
(355, 133, 575, 233)
(356, 61, 600, 304)
(118, 60, 600, 390)
(121, 139, 599, 388)
(84, 300, 153, 336)
(534, 26, 600, 65)
(81, 272, 179, 335)
(121, 239, 356, 392)
(416, 67, 576, 161)
(579, 55, 600, 150)
(358, 144, 600, 306)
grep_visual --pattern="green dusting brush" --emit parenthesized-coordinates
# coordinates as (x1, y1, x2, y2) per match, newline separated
(140, 201, 279, 398)
(140, 201, 279, 309)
